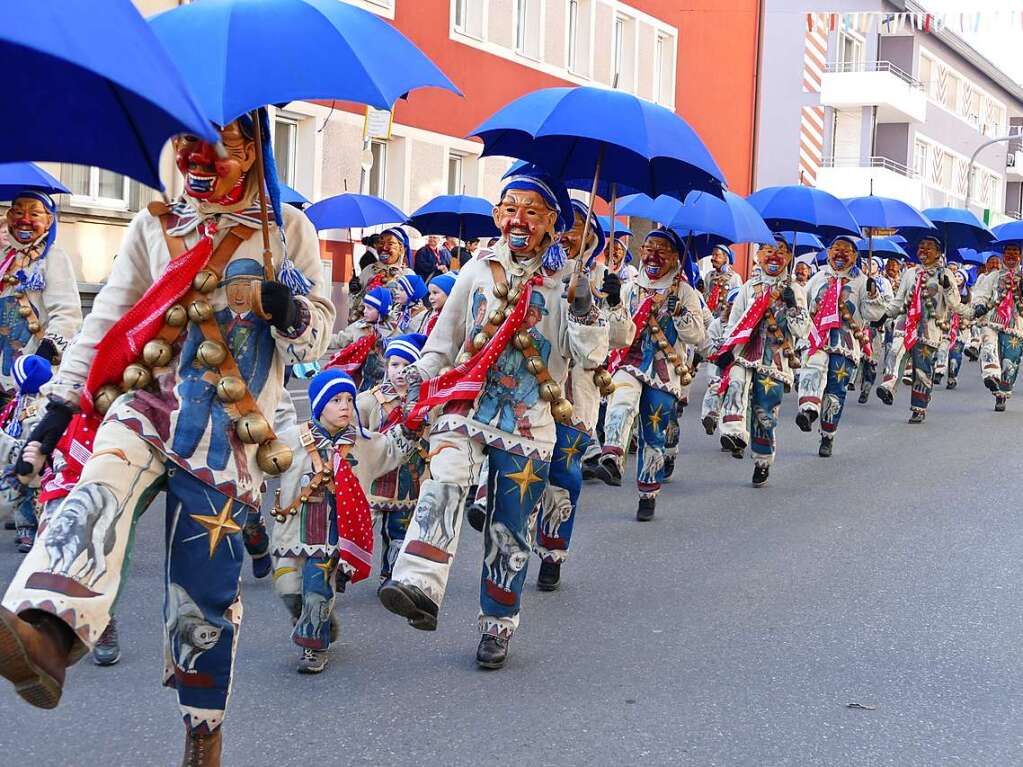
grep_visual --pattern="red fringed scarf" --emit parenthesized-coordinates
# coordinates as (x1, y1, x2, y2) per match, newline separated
(996, 275, 1016, 327)
(707, 282, 721, 311)
(807, 277, 841, 357)
(38, 413, 95, 504)
(325, 332, 377, 375)
(711, 286, 775, 396)
(333, 447, 373, 584)
(904, 270, 925, 352)
(405, 275, 543, 431)
(949, 313, 961, 346)
(608, 295, 655, 375)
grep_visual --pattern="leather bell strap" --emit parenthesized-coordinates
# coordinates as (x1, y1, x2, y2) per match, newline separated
(272, 423, 339, 522)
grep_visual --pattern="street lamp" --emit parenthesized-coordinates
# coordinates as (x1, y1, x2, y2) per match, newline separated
(964, 129, 1022, 212)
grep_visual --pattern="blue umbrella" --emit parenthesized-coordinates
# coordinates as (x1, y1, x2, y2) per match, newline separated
(844, 195, 933, 231)
(992, 220, 1023, 248)
(956, 248, 991, 266)
(856, 237, 908, 260)
(597, 216, 631, 239)
(504, 159, 644, 201)
(667, 190, 774, 245)
(776, 231, 826, 257)
(407, 195, 499, 241)
(2, 0, 218, 189)
(471, 86, 725, 201)
(149, 0, 461, 126)
(0, 163, 70, 201)
(747, 186, 860, 241)
(279, 184, 309, 208)
(305, 193, 406, 231)
(907, 207, 994, 253)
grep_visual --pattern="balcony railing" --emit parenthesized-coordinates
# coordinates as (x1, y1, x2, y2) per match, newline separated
(821, 156, 918, 178)
(826, 60, 923, 89)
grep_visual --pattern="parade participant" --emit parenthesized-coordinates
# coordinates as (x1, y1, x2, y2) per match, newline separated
(328, 286, 394, 391)
(0, 192, 82, 400)
(355, 333, 428, 578)
(714, 238, 808, 486)
(793, 259, 813, 287)
(701, 245, 742, 311)
(875, 235, 963, 423)
(971, 243, 1023, 411)
(606, 235, 639, 283)
(424, 272, 456, 335)
(535, 199, 627, 590)
(795, 236, 886, 457)
(933, 269, 969, 390)
(348, 226, 413, 322)
(392, 273, 429, 334)
(377, 166, 608, 670)
(0, 114, 333, 765)
(966, 254, 1000, 361)
(591, 228, 705, 520)
(856, 257, 895, 404)
(270, 370, 414, 674)
(701, 286, 740, 437)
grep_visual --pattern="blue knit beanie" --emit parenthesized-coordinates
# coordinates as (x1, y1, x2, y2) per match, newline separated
(309, 370, 358, 422)
(364, 286, 392, 318)
(429, 272, 456, 295)
(13, 354, 52, 395)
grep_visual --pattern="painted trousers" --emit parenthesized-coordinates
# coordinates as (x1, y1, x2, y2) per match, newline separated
(378, 507, 413, 578)
(878, 328, 912, 395)
(601, 371, 677, 499)
(0, 467, 38, 529)
(797, 351, 857, 437)
(273, 553, 337, 650)
(882, 343, 936, 411)
(536, 424, 590, 564)
(980, 328, 1023, 398)
(1, 420, 255, 733)
(391, 429, 549, 639)
(700, 363, 724, 429)
(719, 365, 785, 466)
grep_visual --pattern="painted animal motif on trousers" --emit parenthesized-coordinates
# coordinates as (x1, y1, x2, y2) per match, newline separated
(166, 583, 222, 673)
(821, 393, 841, 426)
(42, 483, 121, 587)
(638, 444, 665, 486)
(540, 487, 572, 540)
(297, 592, 333, 643)
(483, 521, 528, 592)
(413, 482, 458, 549)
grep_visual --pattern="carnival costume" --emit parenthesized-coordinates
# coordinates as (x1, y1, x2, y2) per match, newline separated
(971, 246, 1023, 410)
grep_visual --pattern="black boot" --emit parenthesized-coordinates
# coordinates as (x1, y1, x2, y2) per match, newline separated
(466, 503, 486, 533)
(662, 456, 675, 479)
(581, 455, 598, 480)
(933, 373, 943, 385)
(476, 634, 509, 670)
(592, 455, 622, 487)
(720, 434, 745, 459)
(965, 347, 979, 361)
(378, 580, 438, 631)
(857, 389, 869, 404)
(752, 464, 769, 487)
(636, 497, 655, 522)
(14, 526, 35, 554)
(946, 378, 957, 390)
(876, 386, 893, 406)
(995, 396, 1007, 412)
(92, 617, 121, 666)
(818, 436, 833, 458)
(985, 377, 1000, 393)
(795, 409, 817, 432)
(908, 409, 926, 424)
(537, 560, 561, 592)
(701, 414, 717, 435)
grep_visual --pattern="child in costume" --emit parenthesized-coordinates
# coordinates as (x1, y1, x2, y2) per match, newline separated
(328, 286, 395, 391)
(424, 273, 456, 336)
(355, 333, 429, 578)
(347, 226, 414, 322)
(270, 370, 414, 674)
(392, 273, 429, 334)
(700, 286, 741, 437)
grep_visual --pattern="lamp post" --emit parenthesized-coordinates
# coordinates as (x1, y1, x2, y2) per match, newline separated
(964, 129, 1022, 213)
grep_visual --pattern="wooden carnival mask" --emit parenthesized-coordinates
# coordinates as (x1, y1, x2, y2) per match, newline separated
(174, 120, 257, 204)
(493, 189, 557, 258)
(758, 241, 792, 277)
(640, 235, 679, 281)
(5, 196, 53, 245)
(376, 232, 406, 267)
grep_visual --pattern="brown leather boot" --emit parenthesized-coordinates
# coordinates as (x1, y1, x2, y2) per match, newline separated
(182, 725, 223, 767)
(0, 607, 71, 709)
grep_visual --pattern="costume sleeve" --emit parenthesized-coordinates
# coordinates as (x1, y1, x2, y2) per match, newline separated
(355, 390, 378, 431)
(885, 270, 913, 317)
(45, 210, 158, 407)
(558, 277, 610, 369)
(414, 259, 477, 379)
(941, 268, 965, 316)
(39, 247, 82, 360)
(273, 210, 335, 364)
(359, 428, 417, 480)
(858, 277, 888, 323)
(780, 283, 810, 341)
(605, 286, 636, 351)
(972, 272, 993, 309)
(273, 388, 298, 433)
(723, 284, 750, 338)
(673, 284, 705, 347)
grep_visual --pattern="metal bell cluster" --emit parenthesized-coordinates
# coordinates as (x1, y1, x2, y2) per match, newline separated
(645, 312, 692, 386)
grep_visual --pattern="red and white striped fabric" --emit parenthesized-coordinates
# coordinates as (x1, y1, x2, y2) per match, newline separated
(996, 279, 1015, 326)
(799, 14, 827, 185)
(713, 288, 774, 361)
(904, 272, 925, 351)
(607, 295, 654, 375)
(807, 278, 841, 356)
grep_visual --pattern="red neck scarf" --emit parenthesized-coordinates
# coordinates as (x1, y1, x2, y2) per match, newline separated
(332, 445, 373, 584)
(807, 277, 842, 357)
(996, 273, 1016, 326)
(904, 270, 925, 351)
(326, 331, 378, 375)
(608, 295, 655, 375)
(713, 285, 773, 361)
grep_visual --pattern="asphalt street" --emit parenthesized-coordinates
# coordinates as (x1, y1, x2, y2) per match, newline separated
(2, 364, 1022, 767)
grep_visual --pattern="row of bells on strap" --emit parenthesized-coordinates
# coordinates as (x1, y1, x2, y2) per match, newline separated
(12, 291, 41, 333)
(646, 315, 693, 386)
(592, 368, 616, 398)
(93, 290, 294, 475)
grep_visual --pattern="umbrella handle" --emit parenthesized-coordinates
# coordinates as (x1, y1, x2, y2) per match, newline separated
(569, 147, 604, 303)
(251, 110, 276, 288)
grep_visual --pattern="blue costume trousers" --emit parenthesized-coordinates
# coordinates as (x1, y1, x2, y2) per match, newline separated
(536, 424, 590, 563)
(820, 354, 857, 435)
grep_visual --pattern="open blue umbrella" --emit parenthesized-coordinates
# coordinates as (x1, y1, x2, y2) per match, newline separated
(2, 0, 218, 189)
(279, 184, 309, 208)
(856, 237, 908, 260)
(407, 195, 499, 241)
(776, 231, 826, 257)
(844, 196, 933, 231)
(149, 0, 460, 125)
(597, 216, 631, 239)
(667, 190, 774, 245)
(0, 163, 70, 201)
(907, 207, 994, 253)
(992, 220, 1023, 248)
(747, 186, 860, 241)
(503, 159, 644, 202)
(956, 248, 992, 266)
(305, 193, 406, 231)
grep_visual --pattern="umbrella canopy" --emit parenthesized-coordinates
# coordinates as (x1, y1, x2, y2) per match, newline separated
(471, 86, 725, 200)
(775, 231, 826, 257)
(305, 193, 406, 231)
(956, 248, 993, 266)
(992, 220, 1023, 248)
(503, 159, 644, 201)
(0, 163, 70, 201)
(2, 0, 218, 189)
(844, 195, 933, 231)
(667, 190, 774, 245)
(856, 237, 908, 259)
(905, 207, 994, 253)
(279, 184, 309, 208)
(407, 195, 500, 240)
(149, 0, 460, 126)
(747, 186, 860, 241)
(596, 216, 631, 238)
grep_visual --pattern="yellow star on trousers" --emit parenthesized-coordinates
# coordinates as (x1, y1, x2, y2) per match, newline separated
(759, 375, 779, 393)
(558, 434, 585, 468)
(1010, 336, 1022, 350)
(647, 405, 664, 431)
(504, 459, 543, 504)
(314, 559, 334, 587)
(190, 498, 241, 559)
(834, 366, 850, 382)
(919, 345, 933, 359)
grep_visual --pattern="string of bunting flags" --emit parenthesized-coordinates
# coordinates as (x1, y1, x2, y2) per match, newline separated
(806, 10, 1023, 36)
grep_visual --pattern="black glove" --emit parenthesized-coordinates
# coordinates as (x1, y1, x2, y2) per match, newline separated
(715, 349, 735, 369)
(870, 318, 887, 329)
(601, 271, 622, 307)
(865, 277, 876, 296)
(696, 278, 706, 293)
(781, 286, 797, 309)
(691, 352, 704, 367)
(34, 339, 59, 365)
(348, 276, 363, 295)
(974, 304, 989, 319)
(939, 272, 952, 290)
(261, 281, 298, 333)
(16, 400, 74, 476)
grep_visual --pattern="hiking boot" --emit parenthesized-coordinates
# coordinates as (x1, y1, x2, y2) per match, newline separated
(536, 560, 561, 592)
(181, 725, 222, 767)
(662, 456, 675, 479)
(92, 617, 121, 666)
(908, 409, 926, 424)
(995, 396, 1007, 412)
(592, 455, 622, 487)
(985, 377, 1000, 393)
(795, 409, 817, 432)
(818, 436, 833, 458)
(297, 647, 328, 674)
(857, 390, 869, 404)
(476, 634, 509, 670)
(378, 580, 438, 631)
(636, 497, 655, 522)
(702, 414, 717, 435)
(875, 387, 893, 406)
(946, 378, 957, 390)
(0, 608, 71, 709)
(14, 526, 35, 554)
(751, 464, 769, 487)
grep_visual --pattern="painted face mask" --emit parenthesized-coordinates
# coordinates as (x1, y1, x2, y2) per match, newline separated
(174, 120, 257, 203)
(377, 233, 405, 266)
(1003, 246, 1021, 270)
(827, 239, 856, 272)
(917, 239, 941, 268)
(493, 189, 556, 256)
(759, 242, 792, 277)
(6, 197, 53, 245)
(640, 236, 679, 281)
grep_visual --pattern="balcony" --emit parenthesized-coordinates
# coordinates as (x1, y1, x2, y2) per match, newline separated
(816, 157, 923, 209)
(1007, 150, 1023, 182)
(820, 61, 928, 124)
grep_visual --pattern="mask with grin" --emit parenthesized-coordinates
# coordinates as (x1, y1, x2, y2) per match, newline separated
(174, 120, 257, 205)
(827, 238, 857, 273)
(6, 196, 53, 245)
(758, 241, 792, 278)
(493, 189, 557, 257)
(640, 234, 679, 281)
(916, 238, 942, 269)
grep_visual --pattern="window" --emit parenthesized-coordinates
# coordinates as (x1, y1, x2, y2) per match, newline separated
(447, 153, 464, 195)
(66, 165, 131, 210)
(653, 33, 674, 105)
(837, 30, 864, 67)
(913, 139, 928, 177)
(613, 16, 624, 84)
(514, 0, 541, 60)
(454, 0, 485, 39)
(273, 118, 298, 187)
(567, 0, 579, 73)
(360, 140, 387, 197)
